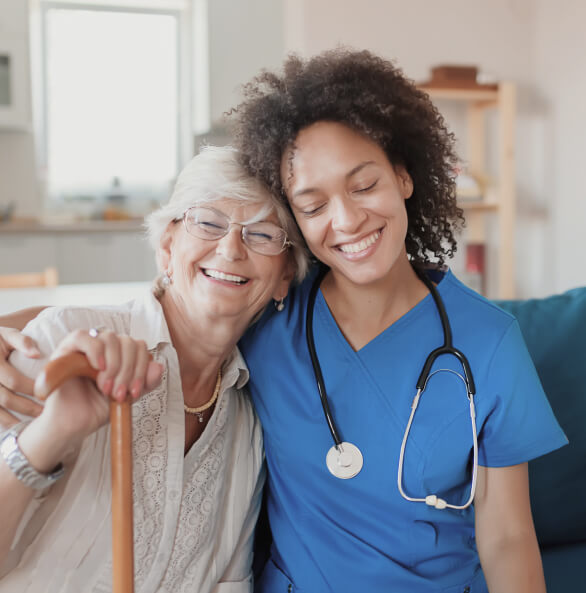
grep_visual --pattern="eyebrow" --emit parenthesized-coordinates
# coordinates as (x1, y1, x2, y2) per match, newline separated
(290, 161, 377, 199)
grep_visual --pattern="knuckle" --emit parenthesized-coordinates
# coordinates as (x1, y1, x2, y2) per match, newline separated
(105, 331, 121, 347)
(0, 414, 17, 430)
(102, 329, 116, 342)
(1, 373, 17, 392)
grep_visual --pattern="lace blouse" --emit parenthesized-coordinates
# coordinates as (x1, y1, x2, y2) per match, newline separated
(0, 292, 265, 593)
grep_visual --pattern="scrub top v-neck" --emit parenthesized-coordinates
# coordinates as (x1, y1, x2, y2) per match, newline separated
(239, 267, 567, 593)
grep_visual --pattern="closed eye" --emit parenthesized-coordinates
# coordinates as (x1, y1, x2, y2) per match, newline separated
(300, 203, 325, 217)
(199, 221, 224, 229)
(247, 231, 273, 241)
(354, 180, 378, 193)
(197, 221, 226, 235)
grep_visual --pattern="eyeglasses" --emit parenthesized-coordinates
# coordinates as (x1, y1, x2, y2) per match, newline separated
(181, 206, 291, 256)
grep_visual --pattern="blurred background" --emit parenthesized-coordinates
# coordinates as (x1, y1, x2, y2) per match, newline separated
(1, 0, 585, 299)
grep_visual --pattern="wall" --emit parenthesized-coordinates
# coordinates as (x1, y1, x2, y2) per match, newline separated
(533, 0, 586, 294)
(282, 0, 585, 297)
(208, 0, 284, 123)
(0, 0, 38, 219)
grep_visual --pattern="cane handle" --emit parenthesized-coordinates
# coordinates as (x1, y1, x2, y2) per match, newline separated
(34, 351, 99, 400)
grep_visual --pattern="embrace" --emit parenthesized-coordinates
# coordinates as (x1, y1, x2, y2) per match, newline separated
(0, 49, 566, 593)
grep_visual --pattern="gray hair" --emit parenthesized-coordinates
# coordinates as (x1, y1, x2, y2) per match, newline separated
(145, 145, 309, 286)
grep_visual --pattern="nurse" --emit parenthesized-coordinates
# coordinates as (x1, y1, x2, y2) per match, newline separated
(232, 49, 567, 592)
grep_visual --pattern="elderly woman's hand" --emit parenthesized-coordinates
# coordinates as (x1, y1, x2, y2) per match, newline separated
(0, 326, 43, 428)
(38, 328, 165, 446)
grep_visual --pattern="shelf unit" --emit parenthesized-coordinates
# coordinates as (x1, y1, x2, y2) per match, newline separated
(418, 83, 517, 299)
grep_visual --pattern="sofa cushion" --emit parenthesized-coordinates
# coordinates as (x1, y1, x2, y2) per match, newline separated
(496, 287, 586, 546)
(541, 541, 586, 591)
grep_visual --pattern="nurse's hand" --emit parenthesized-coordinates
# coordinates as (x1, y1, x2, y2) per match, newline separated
(0, 326, 43, 428)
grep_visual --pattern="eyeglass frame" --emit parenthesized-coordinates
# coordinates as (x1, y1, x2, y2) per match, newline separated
(179, 205, 292, 256)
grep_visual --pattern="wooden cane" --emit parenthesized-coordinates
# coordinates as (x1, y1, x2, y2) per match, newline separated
(34, 351, 135, 593)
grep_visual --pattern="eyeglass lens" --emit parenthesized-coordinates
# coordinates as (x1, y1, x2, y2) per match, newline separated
(184, 207, 288, 255)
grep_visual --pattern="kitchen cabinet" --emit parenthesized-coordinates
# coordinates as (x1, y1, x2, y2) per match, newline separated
(1, 235, 58, 274)
(1, 221, 157, 284)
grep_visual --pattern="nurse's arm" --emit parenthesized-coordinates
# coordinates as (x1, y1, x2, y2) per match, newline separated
(0, 308, 47, 427)
(474, 463, 546, 593)
(0, 307, 46, 332)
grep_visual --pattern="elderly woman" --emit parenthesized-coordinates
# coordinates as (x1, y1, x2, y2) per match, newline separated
(0, 145, 306, 593)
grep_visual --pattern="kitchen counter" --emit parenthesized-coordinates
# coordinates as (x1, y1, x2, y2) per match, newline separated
(0, 218, 146, 234)
(0, 281, 151, 313)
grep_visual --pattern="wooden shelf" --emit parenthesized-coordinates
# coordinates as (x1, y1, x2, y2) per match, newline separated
(419, 86, 499, 104)
(458, 201, 499, 212)
(417, 81, 517, 298)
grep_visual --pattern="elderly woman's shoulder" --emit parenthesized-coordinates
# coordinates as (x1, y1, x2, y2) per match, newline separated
(32, 302, 131, 332)
(21, 302, 135, 356)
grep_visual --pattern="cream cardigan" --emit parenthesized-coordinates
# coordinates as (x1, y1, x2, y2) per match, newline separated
(0, 293, 264, 593)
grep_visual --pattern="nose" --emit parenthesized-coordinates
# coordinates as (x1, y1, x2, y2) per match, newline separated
(215, 225, 247, 261)
(331, 195, 367, 232)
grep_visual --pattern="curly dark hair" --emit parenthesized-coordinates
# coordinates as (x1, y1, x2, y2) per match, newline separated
(230, 47, 464, 266)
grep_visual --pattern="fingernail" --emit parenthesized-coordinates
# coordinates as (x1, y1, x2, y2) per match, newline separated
(130, 379, 141, 399)
(102, 379, 114, 396)
(115, 384, 127, 400)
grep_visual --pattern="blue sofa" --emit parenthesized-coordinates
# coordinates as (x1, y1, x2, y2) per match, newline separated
(497, 286, 586, 591)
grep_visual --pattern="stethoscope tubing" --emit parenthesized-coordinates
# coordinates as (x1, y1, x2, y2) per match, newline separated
(306, 265, 479, 508)
(397, 371, 479, 510)
(306, 265, 344, 448)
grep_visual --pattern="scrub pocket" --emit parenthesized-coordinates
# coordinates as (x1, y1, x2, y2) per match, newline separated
(256, 558, 297, 593)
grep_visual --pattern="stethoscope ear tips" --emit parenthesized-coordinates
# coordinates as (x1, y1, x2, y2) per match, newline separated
(425, 494, 448, 509)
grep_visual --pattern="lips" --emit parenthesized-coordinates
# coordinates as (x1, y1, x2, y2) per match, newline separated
(337, 229, 381, 254)
(202, 268, 249, 285)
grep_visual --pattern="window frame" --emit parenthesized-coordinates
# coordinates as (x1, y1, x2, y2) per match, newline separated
(32, 0, 196, 205)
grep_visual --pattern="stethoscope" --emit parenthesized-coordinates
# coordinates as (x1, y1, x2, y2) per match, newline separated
(306, 266, 479, 510)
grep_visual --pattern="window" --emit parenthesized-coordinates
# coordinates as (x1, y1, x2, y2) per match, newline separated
(34, 1, 196, 211)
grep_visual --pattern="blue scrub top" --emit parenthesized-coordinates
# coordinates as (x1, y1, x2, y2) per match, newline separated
(240, 268, 567, 593)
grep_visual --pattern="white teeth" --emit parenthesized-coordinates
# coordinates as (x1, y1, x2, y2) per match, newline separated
(338, 231, 380, 254)
(204, 269, 248, 284)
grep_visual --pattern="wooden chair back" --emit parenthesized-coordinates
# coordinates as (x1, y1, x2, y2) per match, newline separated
(0, 267, 59, 289)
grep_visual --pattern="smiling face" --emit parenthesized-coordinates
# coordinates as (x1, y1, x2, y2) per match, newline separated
(282, 121, 414, 289)
(160, 198, 293, 326)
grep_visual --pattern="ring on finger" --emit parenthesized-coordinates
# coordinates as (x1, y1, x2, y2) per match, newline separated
(89, 327, 103, 338)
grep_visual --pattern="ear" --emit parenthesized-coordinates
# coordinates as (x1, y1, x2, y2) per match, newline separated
(157, 221, 177, 273)
(272, 257, 296, 301)
(395, 165, 414, 200)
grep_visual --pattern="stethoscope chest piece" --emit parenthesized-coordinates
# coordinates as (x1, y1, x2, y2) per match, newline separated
(326, 442, 363, 479)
